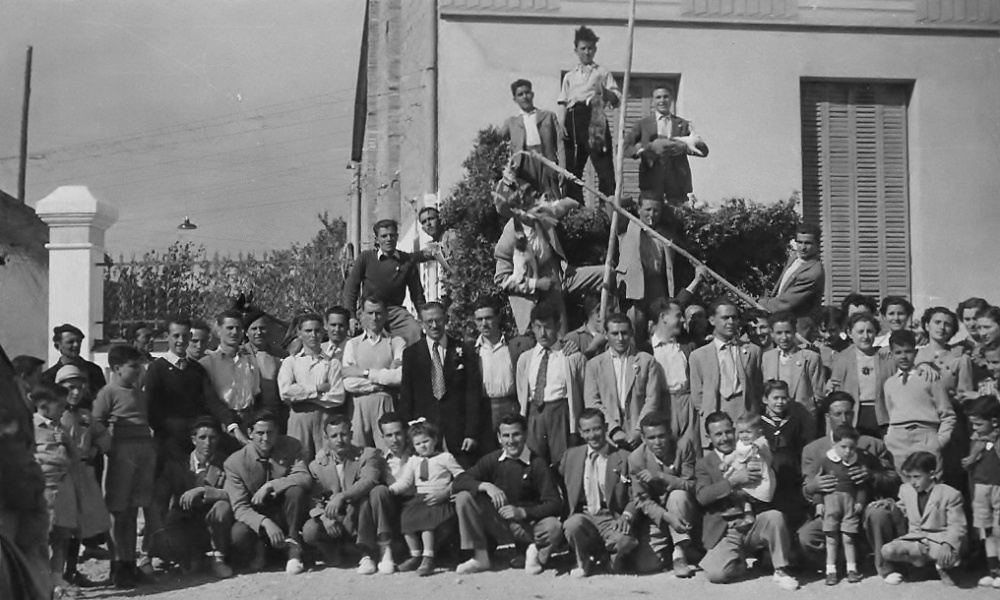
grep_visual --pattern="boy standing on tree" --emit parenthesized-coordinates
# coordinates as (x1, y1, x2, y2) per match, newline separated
(557, 25, 620, 202)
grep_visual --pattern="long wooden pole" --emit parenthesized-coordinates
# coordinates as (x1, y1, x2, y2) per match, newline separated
(18, 46, 33, 204)
(600, 0, 638, 320)
(517, 150, 766, 311)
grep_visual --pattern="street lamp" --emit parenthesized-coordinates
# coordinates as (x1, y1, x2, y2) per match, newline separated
(177, 216, 197, 230)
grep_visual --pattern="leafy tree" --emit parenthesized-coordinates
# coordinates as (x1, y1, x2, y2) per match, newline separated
(439, 127, 801, 338)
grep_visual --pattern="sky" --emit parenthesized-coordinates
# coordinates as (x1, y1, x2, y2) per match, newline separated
(0, 0, 364, 256)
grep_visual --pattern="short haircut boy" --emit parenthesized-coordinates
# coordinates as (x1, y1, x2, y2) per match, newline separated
(888, 330, 917, 349)
(30, 382, 68, 404)
(530, 301, 561, 325)
(510, 78, 532, 96)
(190, 415, 220, 435)
(604, 312, 632, 331)
(768, 311, 796, 329)
(191, 319, 211, 334)
(830, 423, 860, 443)
(216, 308, 244, 326)
(966, 395, 1000, 422)
(900, 451, 938, 474)
(361, 294, 388, 310)
(648, 297, 684, 323)
(840, 293, 878, 316)
(325, 413, 351, 432)
(574, 25, 599, 45)
(326, 306, 351, 320)
(108, 344, 143, 369)
(796, 223, 822, 240)
(297, 313, 324, 328)
(250, 409, 281, 429)
(709, 297, 739, 317)
(762, 379, 789, 398)
(52, 323, 84, 343)
(167, 316, 193, 329)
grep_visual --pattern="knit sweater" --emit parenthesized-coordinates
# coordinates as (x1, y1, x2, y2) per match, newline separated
(146, 357, 237, 435)
(344, 249, 425, 312)
(455, 449, 562, 521)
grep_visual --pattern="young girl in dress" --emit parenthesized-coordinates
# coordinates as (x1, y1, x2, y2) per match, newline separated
(389, 419, 465, 576)
(55, 365, 112, 587)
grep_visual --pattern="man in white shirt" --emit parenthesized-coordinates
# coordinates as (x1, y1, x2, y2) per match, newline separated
(516, 303, 586, 467)
(646, 297, 698, 448)
(474, 300, 533, 451)
(341, 296, 405, 450)
(200, 309, 268, 432)
(277, 313, 345, 462)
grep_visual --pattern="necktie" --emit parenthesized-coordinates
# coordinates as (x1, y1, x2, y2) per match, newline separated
(719, 344, 737, 398)
(176, 357, 188, 370)
(257, 456, 273, 482)
(419, 457, 430, 481)
(533, 349, 550, 411)
(431, 343, 445, 399)
(901, 371, 909, 385)
(330, 459, 342, 494)
(585, 452, 602, 515)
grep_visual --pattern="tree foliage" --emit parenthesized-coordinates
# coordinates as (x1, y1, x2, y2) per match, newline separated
(440, 127, 801, 338)
(103, 215, 347, 340)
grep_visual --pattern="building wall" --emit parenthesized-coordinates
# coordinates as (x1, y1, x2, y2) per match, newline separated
(0, 198, 49, 359)
(437, 18, 1000, 310)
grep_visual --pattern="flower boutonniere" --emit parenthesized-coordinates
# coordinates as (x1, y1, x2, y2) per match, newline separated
(613, 468, 631, 485)
(795, 359, 803, 367)
(455, 347, 464, 359)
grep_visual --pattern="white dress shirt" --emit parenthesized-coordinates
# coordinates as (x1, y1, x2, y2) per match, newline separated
(656, 112, 673, 137)
(651, 333, 688, 393)
(426, 335, 448, 364)
(610, 350, 629, 410)
(528, 345, 569, 402)
(583, 445, 609, 512)
(714, 337, 743, 396)
(277, 349, 345, 408)
(521, 110, 542, 147)
(477, 334, 515, 399)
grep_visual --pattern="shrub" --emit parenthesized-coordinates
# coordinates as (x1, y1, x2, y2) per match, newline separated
(440, 127, 801, 338)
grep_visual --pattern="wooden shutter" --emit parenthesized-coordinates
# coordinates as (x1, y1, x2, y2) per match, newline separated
(800, 81, 911, 304)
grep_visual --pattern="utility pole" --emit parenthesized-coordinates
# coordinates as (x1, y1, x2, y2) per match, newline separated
(18, 46, 33, 204)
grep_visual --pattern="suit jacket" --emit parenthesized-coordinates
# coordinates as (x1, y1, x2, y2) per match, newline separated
(560, 443, 635, 518)
(829, 347, 895, 426)
(155, 451, 229, 509)
(616, 219, 681, 300)
(801, 434, 900, 500)
(690, 339, 763, 418)
(759, 257, 825, 318)
(624, 113, 707, 199)
(399, 336, 483, 453)
(516, 346, 586, 434)
(500, 109, 561, 169)
(628, 438, 697, 505)
(897, 482, 966, 550)
(224, 435, 312, 532)
(584, 350, 660, 443)
(761, 346, 826, 414)
(494, 219, 568, 334)
(640, 338, 698, 448)
(695, 450, 748, 549)
(307, 445, 383, 519)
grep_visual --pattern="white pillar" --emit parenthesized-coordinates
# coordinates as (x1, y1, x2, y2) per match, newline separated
(35, 186, 118, 365)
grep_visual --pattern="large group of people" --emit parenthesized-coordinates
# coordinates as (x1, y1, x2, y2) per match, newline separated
(2, 22, 999, 600)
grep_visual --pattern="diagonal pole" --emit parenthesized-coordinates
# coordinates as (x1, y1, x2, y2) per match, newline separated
(599, 0, 638, 321)
(515, 150, 766, 311)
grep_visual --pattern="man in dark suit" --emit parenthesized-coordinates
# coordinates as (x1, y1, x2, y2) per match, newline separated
(300, 415, 385, 572)
(624, 84, 708, 206)
(472, 300, 534, 452)
(500, 79, 562, 199)
(148, 417, 233, 578)
(559, 408, 638, 578)
(689, 300, 764, 450)
(399, 302, 483, 466)
(695, 412, 799, 589)
(797, 392, 904, 583)
(759, 224, 826, 319)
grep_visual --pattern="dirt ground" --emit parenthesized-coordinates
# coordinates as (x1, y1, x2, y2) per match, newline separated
(72, 556, 999, 600)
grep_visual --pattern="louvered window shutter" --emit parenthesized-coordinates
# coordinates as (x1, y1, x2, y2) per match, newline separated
(801, 81, 911, 304)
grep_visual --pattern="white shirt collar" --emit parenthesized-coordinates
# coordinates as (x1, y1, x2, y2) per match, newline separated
(520, 108, 537, 116)
(825, 447, 857, 466)
(476, 334, 505, 350)
(164, 351, 186, 366)
(713, 337, 734, 351)
(500, 446, 531, 465)
(650, 332, 678, 348)
(428, 335, 448, 351)
(376, 248, 400, 260)
(361, 329, 385, 343)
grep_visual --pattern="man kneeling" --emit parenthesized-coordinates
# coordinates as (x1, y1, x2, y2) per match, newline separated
(149, 417, 234, 578)
(301, 415, 383, 570)
(560, 408, 639, 577)
(225, 411, 311, 574)
(453, 414, 564, 574)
